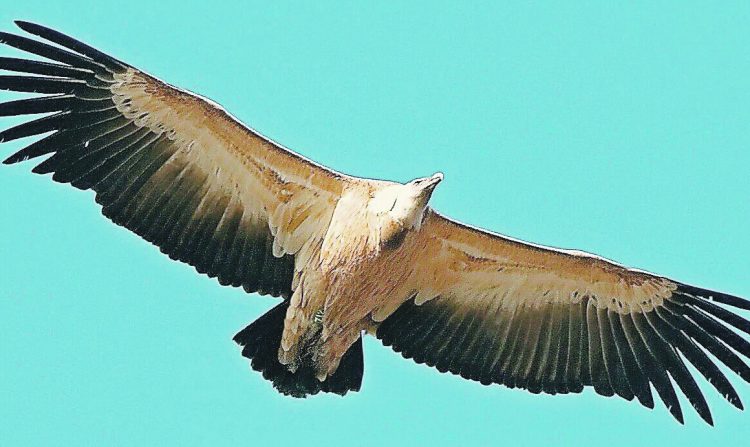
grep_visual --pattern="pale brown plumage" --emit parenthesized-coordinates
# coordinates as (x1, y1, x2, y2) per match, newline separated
(1, 22, 748, 425)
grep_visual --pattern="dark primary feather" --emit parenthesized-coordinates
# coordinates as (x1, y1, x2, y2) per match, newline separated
(0, 95, 78, 117)
(377, 283, 750, 425)
(0, 57, 95, 78)
(634, 311, 712, 425)
(0, 21, 293, 298)
(597, 306, 634, 401)
(0, 75, 89, 95)
(0, 30, 111, 76)
(608, 310, 654, 408)
(14, 20, 128, 72)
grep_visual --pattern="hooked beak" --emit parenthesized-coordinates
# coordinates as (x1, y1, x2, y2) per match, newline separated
(419, 172, 443, 201)
(425, 172, 444, 188)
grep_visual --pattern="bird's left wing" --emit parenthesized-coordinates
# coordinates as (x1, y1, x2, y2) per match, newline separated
(0, 22, 349, 298)
(375, 210, 750, 425)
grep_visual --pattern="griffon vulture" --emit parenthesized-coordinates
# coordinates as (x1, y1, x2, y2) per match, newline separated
(1, 21, 748, 425)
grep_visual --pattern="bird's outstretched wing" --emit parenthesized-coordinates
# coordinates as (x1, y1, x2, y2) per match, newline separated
(376, 210, 750, 425)
(0, 21, 348, 298)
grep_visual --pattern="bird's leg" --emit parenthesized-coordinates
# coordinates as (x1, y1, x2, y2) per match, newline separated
(279, 286, 328, 373)
(279, 289, 309, 372)
(313, 326, 362, 382)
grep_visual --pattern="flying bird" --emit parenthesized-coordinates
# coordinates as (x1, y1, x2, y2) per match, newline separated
(1, 21, 749, 425)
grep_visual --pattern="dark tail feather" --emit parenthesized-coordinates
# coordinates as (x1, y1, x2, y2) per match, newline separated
(233, 301, 364, 398)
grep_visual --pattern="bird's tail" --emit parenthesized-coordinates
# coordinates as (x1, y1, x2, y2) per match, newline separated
(233, 301, 364, 397)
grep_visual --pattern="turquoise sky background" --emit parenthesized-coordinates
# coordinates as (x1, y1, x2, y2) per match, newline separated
(1, 2, 749, 445)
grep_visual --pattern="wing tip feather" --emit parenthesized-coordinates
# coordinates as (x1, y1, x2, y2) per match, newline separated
(676, 283, 750, 311)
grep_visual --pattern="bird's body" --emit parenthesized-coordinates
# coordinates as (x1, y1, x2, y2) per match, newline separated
(1, 21, 749, 425)
(278, 174, 443, 379)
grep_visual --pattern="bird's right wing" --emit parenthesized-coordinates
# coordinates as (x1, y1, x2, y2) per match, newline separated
(375, 210, 750, 425)
(0, 21, 352, 298)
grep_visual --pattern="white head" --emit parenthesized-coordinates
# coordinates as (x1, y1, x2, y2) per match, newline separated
(370, 172, 444, 248)
(396, 172, 444, 223)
